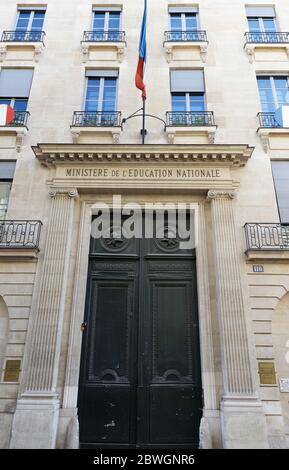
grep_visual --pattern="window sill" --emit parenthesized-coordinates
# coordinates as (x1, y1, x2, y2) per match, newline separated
(244, 42, 289, 63)
(0, 126, 28, 152)
(163, 40, 208, 63)
(0, 42, 44, 62)
(70, 126, 121, 144)
(81, 41, 125, 63)
(257, 127, 289, 153)
(166, 125, 217, 144)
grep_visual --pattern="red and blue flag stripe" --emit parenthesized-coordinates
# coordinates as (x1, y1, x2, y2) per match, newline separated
(135, 0, 147, 99)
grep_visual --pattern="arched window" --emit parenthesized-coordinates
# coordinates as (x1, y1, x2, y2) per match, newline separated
(0, 296, 9, 379)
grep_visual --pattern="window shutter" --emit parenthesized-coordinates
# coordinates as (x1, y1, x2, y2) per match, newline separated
(0, 161, 16, 179)
(92, 6, 122, 12)
(272, 161, 289, 224)
(246, 6, 275, 17)
(0, 69, 33, 98)
(169, 7, 199, 13)
(171, 70, 205, 92)
(85, 69, 119, 78)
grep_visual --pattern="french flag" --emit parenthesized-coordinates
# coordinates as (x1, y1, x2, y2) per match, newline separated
(135, 0, 147, 99)
(0, 105, 14, 126)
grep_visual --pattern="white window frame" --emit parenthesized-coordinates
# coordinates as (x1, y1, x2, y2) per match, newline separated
(0, 182, 11, 220)
(171, 92, 206, 112)
(91, 10, 122, 32)
(16, 9, 46, 32)
(247, 16, 277, 32)
(84, 76, 118, 112)
(258, 75, 289, 110)
(169, 12, 200, 31)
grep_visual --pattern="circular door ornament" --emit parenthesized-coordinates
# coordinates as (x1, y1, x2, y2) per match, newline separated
(154, 225, 180, 252)
(100, 225, 129, 252)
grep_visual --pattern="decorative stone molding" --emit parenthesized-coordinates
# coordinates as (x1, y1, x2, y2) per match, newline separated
(81, 42, 125, 64)
(259, 132, 270, 153)
(164, 41, 208, 64)
(257, 127, 289, 153)
(165, 125, 217, 145)
(15, 130, 27, 153)
(70, 127, 121, 145)
(0, 45, 7, 62)
(33, 143, 254, 168)
(0, 127, 28, 152)
(0, 42, 44, 63)
(245, 44, 255, 63)
(207, 189, 236, 200)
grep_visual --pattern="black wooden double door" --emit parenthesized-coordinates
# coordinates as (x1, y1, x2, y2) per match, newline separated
(78, 222, 202, 449)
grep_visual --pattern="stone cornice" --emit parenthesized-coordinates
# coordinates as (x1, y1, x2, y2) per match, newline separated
(32, 144, 254, 168)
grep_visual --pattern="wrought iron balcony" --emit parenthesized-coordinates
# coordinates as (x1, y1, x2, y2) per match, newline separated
(0, 111, 30, 128)
(1, 30, 45, 43)
(164, 30, 207, 42)
(82, 31, 125, 42)
(258, 112, 281, 128)
(244, 223, 289, 250)
(0, 221, 42, 249)
(245, 31, 289, 44)
(72, 111, 122, 127)
(166, 111, 215, 127)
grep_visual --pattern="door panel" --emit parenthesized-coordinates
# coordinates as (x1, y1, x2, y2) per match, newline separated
(78, 216, 202, 448)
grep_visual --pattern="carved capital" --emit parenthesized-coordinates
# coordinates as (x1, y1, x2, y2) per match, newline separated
(49, 188, 79, 199)
(200, 44, 208, 63)
(164, 46, 173, 63)
(34, 44, 43, 62)
(245, 45, 255, 64)
(207, 189, 236, 201)
(81, 44, 89, 63)
(259, 132, 270, 153)
(0, 45, 6, 62)
(116, 44, 125, 63)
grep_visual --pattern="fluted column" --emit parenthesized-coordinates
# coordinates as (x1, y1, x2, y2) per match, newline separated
(10, 187, 78, 449)
(207, 190, 268, 448)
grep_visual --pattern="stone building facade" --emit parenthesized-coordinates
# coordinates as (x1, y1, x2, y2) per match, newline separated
(0, 0, 289, 449)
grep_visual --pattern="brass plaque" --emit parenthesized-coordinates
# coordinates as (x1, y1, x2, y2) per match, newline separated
(3, 360, 21, 383)
(258, 362, 276, 385)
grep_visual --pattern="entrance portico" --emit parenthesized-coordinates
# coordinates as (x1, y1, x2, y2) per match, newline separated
(9, 144, 269, 449)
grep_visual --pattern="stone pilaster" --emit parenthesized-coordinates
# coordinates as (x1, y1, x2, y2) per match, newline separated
(10, 188, 78, 449)
(207, 190, 269, 449)
(197, 203, 221, 448)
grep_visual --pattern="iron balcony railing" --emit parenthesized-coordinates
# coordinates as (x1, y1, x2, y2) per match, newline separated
(258, 112, 281, 128)
(244, 223, 289, 250)
(245, 31, 289, 44)
(72, 111, 122, 127)
(164, 30, 207, 42)
(0, 111, 30, 127)
(1, 30, 45, 42)
(0, 220, 42, 249)
(166, 111, 215, 127)
(82, 31, 126, 42)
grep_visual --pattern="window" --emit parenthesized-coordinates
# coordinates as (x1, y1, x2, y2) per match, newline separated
(246, 6, 277, 33)
(272, 161, 289, 224)
(257, 76, 289, 112)
(83, 70, 118, 125)
(0, 69, 33, 114)
(171, 70, 205, 112)
(16, 9, 45, 32)
(169, 7, 199, 32)
(93, 10, 121, 32)
(0, 162, 15, 220)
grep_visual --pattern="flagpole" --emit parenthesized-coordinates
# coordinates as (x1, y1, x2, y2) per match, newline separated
(142, 97, 146, 144)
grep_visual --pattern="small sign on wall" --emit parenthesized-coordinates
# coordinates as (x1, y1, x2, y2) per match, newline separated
(258, 362, 277, 385)
(279, 378, 289, 393)
(3, 360, 21, 383)
(253, 265, 264, 273)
